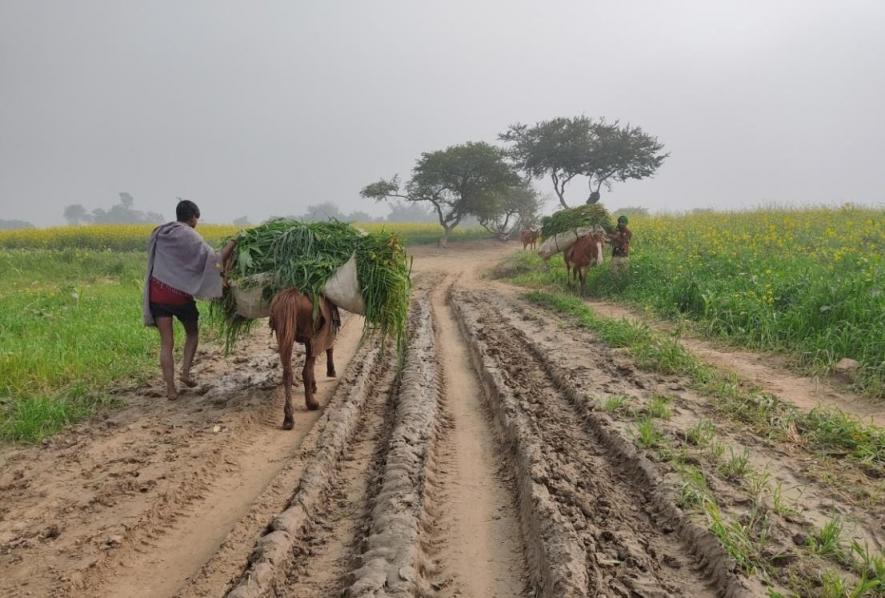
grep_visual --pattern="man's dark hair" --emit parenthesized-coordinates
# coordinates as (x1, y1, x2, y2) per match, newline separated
(176, 200, 201, 222)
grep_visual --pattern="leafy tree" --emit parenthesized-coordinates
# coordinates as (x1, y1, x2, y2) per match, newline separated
(90, 193, 164, 224)
(301, 202, 344, 222)
(500, 116, 667, 208)
(582, 122, 667, 204)
(344, 210, 376, 223)
(362, 142, 521, 246)
(500, 117, 592, 209)
(385, 201, 437, 223)
(63, 204, 91, 225)
(233, 216, 250, 226)
(475, 182, 542, 241)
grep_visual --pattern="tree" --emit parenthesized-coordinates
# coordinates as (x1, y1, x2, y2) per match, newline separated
(301, 202, 343, 222)
(500, 116, 594, 209)
(385, 201, 437, 223)
(582, 121, 668, 204)
(361, 142, 521, 247)
(63, 204, 91, 225)
(475, 182, 542, 241)
(344, 210, 374, 223)
(233, 216, 250, 227)
(0, 219, 34, 230)
(90, 193, 164, 224)
(500, 116, 668, 208)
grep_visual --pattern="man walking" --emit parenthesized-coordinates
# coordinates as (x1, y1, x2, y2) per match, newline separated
(143, 200, 236, 400)
(609, 215, 632, 275)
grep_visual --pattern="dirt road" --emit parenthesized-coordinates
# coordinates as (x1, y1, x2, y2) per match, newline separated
(1, 241, 881, 597)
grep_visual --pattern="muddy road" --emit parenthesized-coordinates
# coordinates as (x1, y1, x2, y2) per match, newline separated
(1, 241, 881, 597)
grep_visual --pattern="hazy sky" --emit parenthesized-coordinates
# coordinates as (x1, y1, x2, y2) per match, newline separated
(1, 0, 883, 226)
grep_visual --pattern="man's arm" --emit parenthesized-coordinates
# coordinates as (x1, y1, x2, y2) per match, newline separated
(221, 239, 236, 262)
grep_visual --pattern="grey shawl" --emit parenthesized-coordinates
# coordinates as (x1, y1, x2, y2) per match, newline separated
(143, 222, 224, 326)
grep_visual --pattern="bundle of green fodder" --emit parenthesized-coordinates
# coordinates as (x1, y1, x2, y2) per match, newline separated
(536, 204, 614, 259)
(215, 219, 411, 353)
(540, 204, 613, 240)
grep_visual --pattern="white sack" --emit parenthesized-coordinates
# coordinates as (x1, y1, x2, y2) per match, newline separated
(231, 273, 272, 319)
(322, 254, 365, 315)
(537, 227, 594, 259)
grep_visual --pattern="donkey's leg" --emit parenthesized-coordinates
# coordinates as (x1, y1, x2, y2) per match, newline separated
(326, 346, 336, 378)
(280, 341, 295, 430)
(303, 342, 319, 410)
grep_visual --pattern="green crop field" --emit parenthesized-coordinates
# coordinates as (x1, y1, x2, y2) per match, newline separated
(496, 206, 885, 397)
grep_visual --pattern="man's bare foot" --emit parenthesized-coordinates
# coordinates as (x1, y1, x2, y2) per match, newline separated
(179, 374, 197, 388)
(166, 384, 179, 401)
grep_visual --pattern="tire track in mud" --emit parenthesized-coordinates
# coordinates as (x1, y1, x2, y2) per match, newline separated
(427, 281, 529, 598)
(91, 316, 368, 598)
(451, 288, 737, 598)
(225, 335, 394, 598)
(0, 320, 360, 598)
(346, 296, 442, 597)
(227, 293, 445, 598)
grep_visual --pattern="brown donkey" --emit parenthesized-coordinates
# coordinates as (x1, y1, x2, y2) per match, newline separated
(564, 229, 607, 295)
(268, 290, 339, 429)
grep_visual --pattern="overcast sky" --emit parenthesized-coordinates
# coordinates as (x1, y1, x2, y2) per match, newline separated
(1, 0, 883, 226)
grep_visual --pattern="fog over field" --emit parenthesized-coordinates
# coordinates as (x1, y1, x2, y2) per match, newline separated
(1, 0, 883, 226)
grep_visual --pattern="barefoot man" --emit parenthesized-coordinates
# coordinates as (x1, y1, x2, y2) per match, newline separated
(143, 200, 236, 400)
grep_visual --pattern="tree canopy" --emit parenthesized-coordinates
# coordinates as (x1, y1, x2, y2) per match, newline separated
(361, 141, 522, 246)
(64, 193, 163, 225)
(475, 182, 542, 240)
(500, 116, 668, 208)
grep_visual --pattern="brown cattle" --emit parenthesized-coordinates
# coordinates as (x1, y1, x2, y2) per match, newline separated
(269, 290, 339, 429)
(520, 229, 540, 250)
(564, 230, 607, 294)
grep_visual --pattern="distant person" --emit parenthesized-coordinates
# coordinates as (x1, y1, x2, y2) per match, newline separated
(608, 215, 632, 275)
(143, 200, 236, 400)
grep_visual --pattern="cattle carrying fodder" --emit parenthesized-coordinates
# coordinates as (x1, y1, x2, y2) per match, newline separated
(539, 204, 613, 241)
(215, 219, 411, 353)
(537, 204, 614, 259)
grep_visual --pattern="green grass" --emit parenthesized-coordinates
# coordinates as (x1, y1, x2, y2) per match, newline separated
(718, 448, 752, 480)
(635, 417, 664, 448)
(808, 517, 845, 560)
(686, 419, 717, 446)
(495, 206, 885, 397)
(0, 250, 168, 442)
(601, 394, 629, 413)
(523, 290, 885, 475)
(647, 394, 673, 419)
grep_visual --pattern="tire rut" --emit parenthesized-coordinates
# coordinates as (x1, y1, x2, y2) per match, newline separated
(427, 280, 530, 597)
(453, 287, 726, 597)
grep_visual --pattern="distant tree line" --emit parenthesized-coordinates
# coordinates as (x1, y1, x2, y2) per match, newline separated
(0, 219, 34, 230)
(64, 193, 164, 225)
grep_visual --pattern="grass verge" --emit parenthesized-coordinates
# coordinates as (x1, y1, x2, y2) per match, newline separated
(524, 290, 884, 475)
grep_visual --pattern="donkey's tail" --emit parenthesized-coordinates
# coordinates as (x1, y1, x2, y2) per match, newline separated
(269, 289, 303, 349)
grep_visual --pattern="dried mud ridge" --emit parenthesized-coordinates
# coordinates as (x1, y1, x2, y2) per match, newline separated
(224, 286, 748, 597)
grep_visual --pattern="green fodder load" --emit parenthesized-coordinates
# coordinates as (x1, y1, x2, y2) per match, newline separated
(540, 204, 613, 240)
(215, 219, 411, 353)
